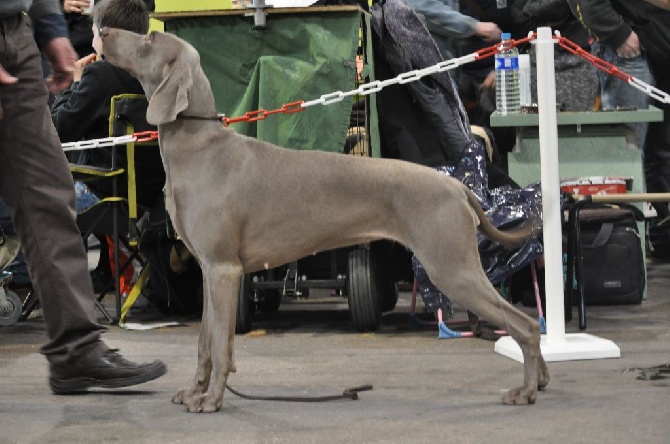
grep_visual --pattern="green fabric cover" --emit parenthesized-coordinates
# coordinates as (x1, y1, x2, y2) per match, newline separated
(165, 11, 377, 155)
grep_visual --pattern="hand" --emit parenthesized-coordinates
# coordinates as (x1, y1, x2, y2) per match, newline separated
(0, 64, 19, 120)
(74, 53, 98, 81)
(0, 63, 19, 85)
(42, 37, 77, 94)
(475, 22, 502, 42)
(63, 0, 91, 14)
(616, 31, 641, 58)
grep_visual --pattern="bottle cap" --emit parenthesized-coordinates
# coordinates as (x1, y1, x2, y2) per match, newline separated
(501, 32, 511, 40)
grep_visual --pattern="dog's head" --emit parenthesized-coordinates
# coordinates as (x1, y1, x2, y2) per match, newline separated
(100, 28, 201, 125)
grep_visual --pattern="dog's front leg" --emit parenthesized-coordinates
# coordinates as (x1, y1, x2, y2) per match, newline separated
(183, 264, 241, 413)
(172, 274, 212, 407)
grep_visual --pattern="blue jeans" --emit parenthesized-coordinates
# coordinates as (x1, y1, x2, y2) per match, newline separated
(592, 42, 655, 150)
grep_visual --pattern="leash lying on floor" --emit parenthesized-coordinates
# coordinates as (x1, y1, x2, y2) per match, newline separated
(225, 384, 373, 402)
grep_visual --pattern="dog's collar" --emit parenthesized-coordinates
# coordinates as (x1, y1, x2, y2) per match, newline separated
(176, 113, 226, 122)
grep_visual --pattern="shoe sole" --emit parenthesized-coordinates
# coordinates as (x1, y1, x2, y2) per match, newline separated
(50, 362, 167, 394)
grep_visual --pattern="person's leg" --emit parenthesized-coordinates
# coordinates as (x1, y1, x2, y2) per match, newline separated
(593, 42, 654, 149)
(0, 15, 165, 392)
(0, 16, 105, 362)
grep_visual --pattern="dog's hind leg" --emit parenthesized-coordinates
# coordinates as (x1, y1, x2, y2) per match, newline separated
(183, 263, 242, 413)
(425, 258, 549, 405)
(172, 273, 212, 407)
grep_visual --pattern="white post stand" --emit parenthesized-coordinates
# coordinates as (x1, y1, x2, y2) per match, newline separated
(494, 27, 621, 362)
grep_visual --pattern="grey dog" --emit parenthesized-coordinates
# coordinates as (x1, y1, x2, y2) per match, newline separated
(100, 28, 550, 413)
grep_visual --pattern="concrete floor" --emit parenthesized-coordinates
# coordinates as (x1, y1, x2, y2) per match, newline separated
(1, 260, 669, 444)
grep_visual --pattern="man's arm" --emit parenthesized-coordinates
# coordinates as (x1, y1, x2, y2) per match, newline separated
(408, 0, 501, 42)
(29, 0, 77, 93)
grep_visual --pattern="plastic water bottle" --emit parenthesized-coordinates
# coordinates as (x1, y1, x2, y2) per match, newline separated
(495, 33, 520, 115)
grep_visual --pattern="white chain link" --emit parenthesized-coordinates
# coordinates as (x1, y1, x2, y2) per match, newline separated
(62, 135, 136, 152)
(301, 53, 477, 109)
(302, 47, 669, 109)
(629, 78, 670, 104)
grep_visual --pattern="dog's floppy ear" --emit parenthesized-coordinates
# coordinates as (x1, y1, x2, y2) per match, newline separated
(146, 62, 192, 125)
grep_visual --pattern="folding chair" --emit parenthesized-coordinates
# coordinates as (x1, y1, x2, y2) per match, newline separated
(71, 94, 158, 323)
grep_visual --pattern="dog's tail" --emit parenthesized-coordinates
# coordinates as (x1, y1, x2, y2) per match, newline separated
(463, 186, 542, 248)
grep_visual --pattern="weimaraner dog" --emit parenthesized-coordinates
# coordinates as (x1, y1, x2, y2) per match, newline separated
(100, 28, 549, 413)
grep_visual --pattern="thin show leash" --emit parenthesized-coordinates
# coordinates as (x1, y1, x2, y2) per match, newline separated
(225, 383, 373, 402)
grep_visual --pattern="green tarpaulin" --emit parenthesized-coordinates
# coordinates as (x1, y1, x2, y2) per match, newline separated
(163, 9, 378, 155)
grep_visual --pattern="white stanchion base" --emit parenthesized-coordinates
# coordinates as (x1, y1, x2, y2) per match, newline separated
(494, 333, 621, 363)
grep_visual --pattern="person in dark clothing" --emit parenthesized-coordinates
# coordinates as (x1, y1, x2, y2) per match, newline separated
(51, 0, 165, 288)
(0, 0, 165, 393)
(454, 0, 527, 157)
(511, 0, 599, 111)
(61, 0, 94, 59)
(60, 0, 155, 58)
(567, 0, 670, 236)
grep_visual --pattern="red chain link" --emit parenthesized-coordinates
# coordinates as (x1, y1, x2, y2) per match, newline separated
(554, 36, 632, 82)
(475, 33, 537, 60)
(221, 100, 305, 127)
(475, 32, 634, 84)
(134, 130, 159, 142)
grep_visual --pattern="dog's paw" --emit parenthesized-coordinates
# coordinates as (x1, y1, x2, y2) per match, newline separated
(184, 394, 206, 413)
(172, 388, 187, 404)
(183, 394, 222, 413)
(502, 386, 537, 406)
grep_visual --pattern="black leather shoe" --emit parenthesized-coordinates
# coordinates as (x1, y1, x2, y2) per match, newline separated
(49, 348, 167, 394)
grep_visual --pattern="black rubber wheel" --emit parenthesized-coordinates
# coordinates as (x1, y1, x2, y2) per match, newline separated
(235, 274, 255, 334)
(347, 247, 381, 332)
(0, 290, 22, 327)
(257, 289, 282, 313)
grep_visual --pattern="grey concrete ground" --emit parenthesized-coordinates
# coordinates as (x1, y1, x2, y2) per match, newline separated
(1, 259, 669, 444)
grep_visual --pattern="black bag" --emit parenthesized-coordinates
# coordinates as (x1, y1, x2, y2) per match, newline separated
(577, 208, 645, 305)
(138, 198, 203, 316)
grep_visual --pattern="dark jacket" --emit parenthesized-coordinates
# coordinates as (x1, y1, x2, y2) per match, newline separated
(567, 0, 670, 69)
(512, 0, 590, 49)
(64, 12, 93, 58)
(52, 59, 143, 141)
(457, 0, 527, 79)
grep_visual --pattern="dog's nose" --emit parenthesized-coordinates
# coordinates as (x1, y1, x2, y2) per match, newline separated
(99, 27, 109, 38)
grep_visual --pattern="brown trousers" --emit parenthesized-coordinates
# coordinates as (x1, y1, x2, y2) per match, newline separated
(0, 15, 105, 364)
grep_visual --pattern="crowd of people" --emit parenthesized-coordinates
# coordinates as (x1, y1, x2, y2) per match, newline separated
(410, 0, 669, 248)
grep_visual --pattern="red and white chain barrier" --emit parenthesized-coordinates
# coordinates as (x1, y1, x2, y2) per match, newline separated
(62, 31, 669, 150)
(62, 131, 158, 151)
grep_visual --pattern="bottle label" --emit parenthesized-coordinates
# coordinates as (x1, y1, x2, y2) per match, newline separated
(495, 56, 519, 70)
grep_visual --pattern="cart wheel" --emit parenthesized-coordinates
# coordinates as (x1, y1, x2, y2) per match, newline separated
(257, 289, 282, 313)
(0, 289, 22, 327)
(236, 274, 255, 334)
(347, 248, 381, 332)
